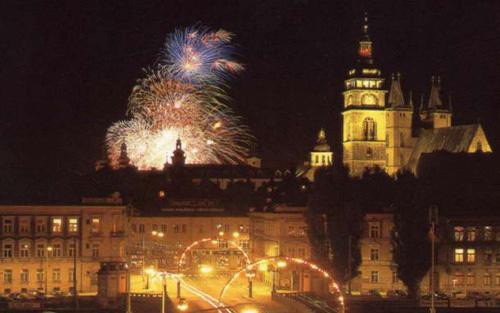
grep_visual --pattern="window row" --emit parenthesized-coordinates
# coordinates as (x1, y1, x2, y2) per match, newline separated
(369, 271, 399, 284)
(1, 216, 102, 234)
(454, 226, 498, 242)
(1, 242, 100, 258)
(453, 272, 500, 287)
(3, 268, 75, 284)
(131, 223, 249, 235)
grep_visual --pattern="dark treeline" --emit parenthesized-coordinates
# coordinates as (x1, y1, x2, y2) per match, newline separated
(306, 152, 500, 297)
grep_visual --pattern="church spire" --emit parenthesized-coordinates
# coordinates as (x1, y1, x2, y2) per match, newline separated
(428, 76, 443, 110)
(408, 90, 414, 109)
(358, 12, 374, 64)
(388, 73, 405, 108)
(117, 142, 131, 168)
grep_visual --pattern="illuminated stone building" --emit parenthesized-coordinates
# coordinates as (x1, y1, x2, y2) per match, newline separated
(342, 14, 493, 176)
(0, 199, 127, 296)
(432, 215, 500, 295)
(298, 129, 334, 181)
(352, 212, 405, 295)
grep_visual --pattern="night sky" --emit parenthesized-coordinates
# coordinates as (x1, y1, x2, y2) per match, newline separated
(2, 0, 499, 177)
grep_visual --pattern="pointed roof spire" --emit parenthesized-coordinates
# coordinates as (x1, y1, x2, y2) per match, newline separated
(388, 72, 405, 108)
(313, 128, 331, 152)
(419, 94, 425, 112)
(428, 75, 443, 109)
(117, 142, 131, 168)
(362, 11, 370, 40)
(408, 90, 414, 109)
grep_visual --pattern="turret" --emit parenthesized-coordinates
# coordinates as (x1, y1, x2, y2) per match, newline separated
(310, 129, 333, 167)
(167, 138, 186, 168)
(385, 73, 414, 175)
(420, 76, 452, 128)
(117, 143, 131, 169)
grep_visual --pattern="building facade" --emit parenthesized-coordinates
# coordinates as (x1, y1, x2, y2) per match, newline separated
(435, 216, 500, 296)
(342, 15, 493, 177)
(352, 213, 405, 295)
(0, 201, 127, 296)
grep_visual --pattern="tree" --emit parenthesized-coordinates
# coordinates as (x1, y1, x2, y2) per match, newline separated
(306, 165, 362, 288)
(391, 170, 431, 298)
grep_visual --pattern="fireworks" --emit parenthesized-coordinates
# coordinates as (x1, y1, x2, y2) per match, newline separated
(106, 26, 252, 170)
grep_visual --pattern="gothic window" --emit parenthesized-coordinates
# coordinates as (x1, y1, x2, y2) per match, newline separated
(476, 141, 483, 152)
(346, 95, 353, 105)
(400, 132, 404, 147)
(363, 118, 376, 140)
(361, 93, 377, 105)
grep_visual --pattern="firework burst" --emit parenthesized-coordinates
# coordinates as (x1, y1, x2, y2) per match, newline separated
(106, 26, 252, 170)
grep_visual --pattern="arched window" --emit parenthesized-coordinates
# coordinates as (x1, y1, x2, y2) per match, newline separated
(476, 141, 483, 152)
(361, 93, 378, 105)
(346, 95, 353, 105)
(363, 117, 377, 141)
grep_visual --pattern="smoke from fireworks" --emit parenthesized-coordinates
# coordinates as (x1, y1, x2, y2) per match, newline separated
(106, 26, 251, 170)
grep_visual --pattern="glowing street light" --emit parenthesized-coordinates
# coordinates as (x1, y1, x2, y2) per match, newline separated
(232, 231, 240, 238)
(240, 307, 259, 313)
(277, 260, 287, 268)
(218, 231, 225, 236)
(177, 298, 188, 311)
(199, 265, 213, 274)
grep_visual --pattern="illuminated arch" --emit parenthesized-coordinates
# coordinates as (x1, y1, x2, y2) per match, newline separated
(361, 93, 377, 105)
(177, 237, 251, 272)
(218, 256, 345, 311)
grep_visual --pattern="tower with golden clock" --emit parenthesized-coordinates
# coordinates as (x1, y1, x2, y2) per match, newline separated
(342, 14, 387, 176)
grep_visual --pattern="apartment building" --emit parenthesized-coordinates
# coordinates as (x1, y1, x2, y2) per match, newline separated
(0, 201, 126, 295)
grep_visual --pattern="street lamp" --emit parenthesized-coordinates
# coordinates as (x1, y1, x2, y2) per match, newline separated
(45, 246, 53, 294)
(245, 267, 256, 298)
(177, 297, 188, 311)
(145, 267, 155, 290)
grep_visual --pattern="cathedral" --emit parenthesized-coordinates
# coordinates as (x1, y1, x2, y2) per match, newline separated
(309, 14, 493, 178)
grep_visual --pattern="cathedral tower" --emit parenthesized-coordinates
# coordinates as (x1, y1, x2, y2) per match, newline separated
(342, 13, 387, 176)
(385, 74, 414, 175)
(420, 76, 452, 129)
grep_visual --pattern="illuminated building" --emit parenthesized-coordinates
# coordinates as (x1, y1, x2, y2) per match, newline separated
(351, 212, 405, 295)
(342, 14, 493, 176)
(250, 207, 324, 293)
(298, 129, 333, 181)
(0, 198, 126, 295)
(128, 212, 250, 272)
(423, 215, 500, 295)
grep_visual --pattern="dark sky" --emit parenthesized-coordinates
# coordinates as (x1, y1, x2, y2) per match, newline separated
(1, 0, 499, 176)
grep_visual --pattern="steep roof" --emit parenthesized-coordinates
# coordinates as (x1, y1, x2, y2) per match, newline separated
(388, 73, 406, 108)
(407, 124, 484, 173)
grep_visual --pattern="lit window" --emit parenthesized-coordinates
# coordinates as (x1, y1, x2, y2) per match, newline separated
(361, 94, 377, 105)
(466, 227, 476, 241)
(91, 218, 101, 233)
(52, 244, 62, 257)
(161, 224, 167, 232)
(20, 269, 29, 283)
(370, 248, 379, 261)
(467, 248, 476, 263)
(20, 244, 30, 258)
(370, 271, 379, 283)
(484, 226, 493, 241)
(454, 226, 464, 241)
(68, 218, 78, 232)
(51, 218, 62, 233)
(454, 248, 464, 263)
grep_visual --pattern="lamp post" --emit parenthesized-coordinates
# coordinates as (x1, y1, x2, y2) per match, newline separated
(245, 268, 255, 298)
(45, 245, 53, 294)
(160, 272, 167, 313)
